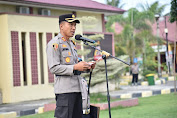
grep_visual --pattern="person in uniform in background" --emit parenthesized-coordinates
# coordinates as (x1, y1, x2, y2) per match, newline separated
(131, 62, 139, 86)
(46, 14, 96, 118)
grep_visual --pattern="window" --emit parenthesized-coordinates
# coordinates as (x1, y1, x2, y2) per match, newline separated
(16, 6, 30, 14)
(39, 33, 44, 84)
(38, 9, 51, 16)
(21, 32, 27, 86)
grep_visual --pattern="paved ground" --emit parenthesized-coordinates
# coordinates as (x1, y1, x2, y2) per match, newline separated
(0, 98, 55, 116)
(0, 81, 176, 116)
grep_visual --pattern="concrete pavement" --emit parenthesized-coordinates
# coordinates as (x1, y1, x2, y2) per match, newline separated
(109, 81, 177, 98)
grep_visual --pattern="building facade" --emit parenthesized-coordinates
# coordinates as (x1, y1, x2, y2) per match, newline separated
(0, 0, 124, 103)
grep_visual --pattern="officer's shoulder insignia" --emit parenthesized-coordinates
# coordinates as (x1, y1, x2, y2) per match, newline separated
(53, 43, 59, 51)
(62, 44, 67, 48)
(61, 37, 66, 42)
(71, 40, 76, 45)
(65, 57, 71, 63)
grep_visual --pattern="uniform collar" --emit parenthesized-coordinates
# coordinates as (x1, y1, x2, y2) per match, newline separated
(57, 33, 64, 40)
(57, 33, 71, 43)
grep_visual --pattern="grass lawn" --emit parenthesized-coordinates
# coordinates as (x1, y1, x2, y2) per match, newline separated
(90, 93, 121, 103)
(19, 93, 177, 118)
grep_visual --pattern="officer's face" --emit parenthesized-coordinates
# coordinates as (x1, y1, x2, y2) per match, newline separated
(60, 21, 76, 38)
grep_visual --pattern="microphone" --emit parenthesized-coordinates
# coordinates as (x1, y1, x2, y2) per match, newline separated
(75, 35, 95, 43)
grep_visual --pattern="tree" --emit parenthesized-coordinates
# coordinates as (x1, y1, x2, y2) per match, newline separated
(106, 0, 125, 8)
(139, 1, 168, 16)
(134, 30, 157, 76)
(106, 2, 166, 78)
(113, 8, 154, 62)
(169, 0, 177, 93)
(105, 0, 125, 32)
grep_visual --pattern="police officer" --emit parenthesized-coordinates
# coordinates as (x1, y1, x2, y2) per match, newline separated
(46, 14, 96, 118)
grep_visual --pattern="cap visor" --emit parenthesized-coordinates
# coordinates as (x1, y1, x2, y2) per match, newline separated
(67, 19, 80, 23)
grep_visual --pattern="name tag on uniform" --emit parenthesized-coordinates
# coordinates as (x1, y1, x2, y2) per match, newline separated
(62, 48, 69, 51)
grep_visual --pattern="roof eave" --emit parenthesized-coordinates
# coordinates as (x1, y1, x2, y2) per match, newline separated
(0, 0, 125, 15)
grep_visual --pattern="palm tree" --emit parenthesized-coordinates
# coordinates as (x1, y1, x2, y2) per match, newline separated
(138, 1, 168, 16)
(114, 8, 154, 62)
(105, 0, 125, 32)
(106, 0, 125, 8)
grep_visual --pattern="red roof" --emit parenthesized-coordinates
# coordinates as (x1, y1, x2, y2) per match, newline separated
(24, 0, 125, 14)
(152, 16, 177, 42)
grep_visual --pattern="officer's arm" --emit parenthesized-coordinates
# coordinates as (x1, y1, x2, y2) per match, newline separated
(46, 42, 74, 76)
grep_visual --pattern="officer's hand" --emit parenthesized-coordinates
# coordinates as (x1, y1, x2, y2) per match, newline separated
(74, 61, 91, 71)
(88, 61, 96, 69)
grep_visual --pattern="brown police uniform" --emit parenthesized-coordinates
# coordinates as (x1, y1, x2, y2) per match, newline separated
(46, 14, 83, 118)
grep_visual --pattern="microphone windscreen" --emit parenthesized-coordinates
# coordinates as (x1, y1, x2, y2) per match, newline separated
(75, 35, 82, 40)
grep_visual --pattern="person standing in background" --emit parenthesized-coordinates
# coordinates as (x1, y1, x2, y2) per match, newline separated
(131, 62, 139, 86)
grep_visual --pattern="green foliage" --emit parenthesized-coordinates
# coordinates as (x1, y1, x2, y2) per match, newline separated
(112, 8, 155, 63)
(114, 24, 134, 58)
(81, 16, 98, 29)
(90, 93, 121, 103)
(169, 0, 177, 23)
(106, 15, 125, 32)
(138, 1, 168, 16)
(107, 3, 166, 76)
(161, 62, 168, 72)
(72, 34, 104, 57)
(106, 1, 168, 77)
(106, 0, 125, 8)
(142, 43, 157, 77)
(77, 49, 91, 56)
(82, 56, 129, 86)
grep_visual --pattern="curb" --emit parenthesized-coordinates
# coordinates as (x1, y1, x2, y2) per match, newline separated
(113, 88, 177, 99)
(94, 98, 138, 110)
(42, 98, 139, 112)
(168, 76, 175, 81)
(120, 77, 169, 86)
(0, 112, 17, 118)
(38, 107, 44, 114)
(20, 109, 35, 116)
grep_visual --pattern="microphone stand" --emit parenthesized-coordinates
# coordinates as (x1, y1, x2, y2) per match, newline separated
(83, 42, 130, 65)
(83, 41, 130, 118)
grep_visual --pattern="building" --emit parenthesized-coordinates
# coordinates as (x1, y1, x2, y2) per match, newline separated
(152, 16, 177, 72)
(0, 0, 125, 103)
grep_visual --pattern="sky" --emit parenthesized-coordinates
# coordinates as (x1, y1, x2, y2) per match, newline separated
(93, 0, 171, 15)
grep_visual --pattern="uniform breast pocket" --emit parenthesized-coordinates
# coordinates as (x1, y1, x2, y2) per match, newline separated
(62, 50, 74, 65)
